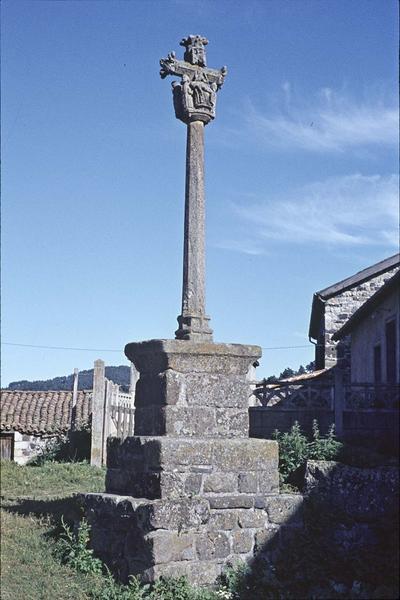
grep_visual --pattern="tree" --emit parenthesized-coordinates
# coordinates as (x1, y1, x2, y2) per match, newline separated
(279, 367, 295, 380)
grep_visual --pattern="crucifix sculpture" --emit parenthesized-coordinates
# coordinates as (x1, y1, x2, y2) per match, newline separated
(160, 35, 227, 341)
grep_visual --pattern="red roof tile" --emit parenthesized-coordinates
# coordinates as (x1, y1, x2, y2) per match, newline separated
(0, 390, 92, 435)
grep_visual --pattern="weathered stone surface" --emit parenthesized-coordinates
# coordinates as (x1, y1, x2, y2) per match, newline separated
(146, 437, 213, 467)
(315, 264, 399, 370)
(125, 339, 261, 375)
(254, 527, 280, 553)
(107, 436, 144, 469)
(212, 439, 278, 470)
(208, 495, 254, 509)
(160, 36, 226, 342)
(135, 405, 250, 438)
(184, 474, 203, 495)
(134, 406, 165, 436)
(237, 509, 266, 529)
(231, 529, 254, 554)
(145, 531, 195, 563)
(137, 498, 210, 531)
(185, 374, 250, 408)
(238, 472, 257, 493)
(106, 468, 161, 498)
(215, 408, 249, 436)
(164, 406, 221, 437)
(258, 469, 280, 494)
(158, 472, 186, 499)
(304, 460, 399, 521)
(160, 35, 227, 126)
(196, 531, 230, 560)
(203, 473, 237, 493)
(209, 510, 238, 530)
(79, 493, 146, 517)
(106, 438, 278, 498)
(141, 560, 223, 586)
(135, 371, 185, 407)
(265, 494, 303, 525)
(125, 340, 261, 437)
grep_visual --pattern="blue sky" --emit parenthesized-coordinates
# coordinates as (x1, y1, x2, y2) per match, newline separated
(2, 0, 398, 385)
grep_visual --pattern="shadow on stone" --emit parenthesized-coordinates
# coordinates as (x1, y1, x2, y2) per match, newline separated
(230, 460, 399, 599)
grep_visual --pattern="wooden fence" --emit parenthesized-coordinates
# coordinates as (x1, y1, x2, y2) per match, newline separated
(90, 359, 135, 467)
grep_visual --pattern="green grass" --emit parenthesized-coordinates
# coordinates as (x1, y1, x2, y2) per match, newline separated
(0, 462, 220, 600)
(1, 460, 105, 500)
(1, 461, 107, 600)
(1, 510, 107, 600)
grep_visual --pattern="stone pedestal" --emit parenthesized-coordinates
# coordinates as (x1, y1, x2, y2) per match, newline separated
(105, 436, 279, 500)
(125, 339, 261, 437)
(80, 340, 304, 586)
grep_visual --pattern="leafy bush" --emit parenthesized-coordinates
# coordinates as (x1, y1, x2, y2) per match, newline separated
(57, 517, 103, 575)
(273, 420, 343, 484)
(217, 561, 251, 599)
(308, 421, 343, 461)
(272, 421, 308, 483)
(92, 573, 224, 600)
(29, 437, 66, 466)
(56, 518, 223, 599)
(29, 429, 91, 465)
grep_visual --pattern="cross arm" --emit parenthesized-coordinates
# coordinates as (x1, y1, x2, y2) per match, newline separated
(160, 54, 227, 89)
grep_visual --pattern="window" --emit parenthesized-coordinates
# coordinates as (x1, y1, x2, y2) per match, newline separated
(374, 345, 382, 383)
(385, 319, 397, 383)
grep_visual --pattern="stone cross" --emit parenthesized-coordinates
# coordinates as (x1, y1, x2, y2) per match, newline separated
(160, 35, 227, 341)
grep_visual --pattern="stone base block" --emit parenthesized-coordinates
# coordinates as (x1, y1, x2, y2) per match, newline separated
(79, 492, 304, 586)
(124, 339, 261, 437)
(106, 436, 279, 499)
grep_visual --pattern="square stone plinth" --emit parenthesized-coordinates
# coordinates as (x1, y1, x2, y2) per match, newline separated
(106, 436, 279, 499)
(125, 339, 261, 437)
(79, 489, 303, 586)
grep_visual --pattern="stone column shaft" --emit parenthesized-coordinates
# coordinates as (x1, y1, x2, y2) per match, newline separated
(183, 121, 205, 316)
(175, 121, 213, 341)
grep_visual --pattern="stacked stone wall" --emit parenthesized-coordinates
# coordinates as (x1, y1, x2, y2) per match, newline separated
(8, 431, 58, 465)
(81, 490, 303, 585)
(80, 434, 306, 585)
(320, 266, 399, 370)
(105, 436, 279, 499)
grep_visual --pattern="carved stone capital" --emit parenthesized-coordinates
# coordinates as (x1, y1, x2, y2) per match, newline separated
(172, 73, 218, 124)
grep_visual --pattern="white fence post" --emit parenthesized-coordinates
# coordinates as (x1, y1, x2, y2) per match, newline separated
(102, 379, 113, 466)
(90, 359, 105, 467)
(70, 368, 79, 431)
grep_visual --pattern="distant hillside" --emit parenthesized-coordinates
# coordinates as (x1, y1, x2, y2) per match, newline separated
(7, 365, 131, 392)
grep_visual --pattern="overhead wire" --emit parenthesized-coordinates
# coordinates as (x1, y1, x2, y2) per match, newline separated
(2, 341, 318, 352)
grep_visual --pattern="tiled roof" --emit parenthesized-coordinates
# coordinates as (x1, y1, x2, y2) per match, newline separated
(0, 390, 92, 435)
(257, 368, 332, 389)
(316, 253, 400, 300)
(279, 368, 332, 383)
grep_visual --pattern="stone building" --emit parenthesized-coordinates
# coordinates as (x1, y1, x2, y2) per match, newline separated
(333, 270, 399, 385)
(0, 389, 92, 463)
(309, 253, 400, 371)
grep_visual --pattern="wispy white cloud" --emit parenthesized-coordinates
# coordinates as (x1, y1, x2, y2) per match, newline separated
(213, 238, 266, 256)
(229, 173, 398, 250)
(244, 85, 398, 152)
